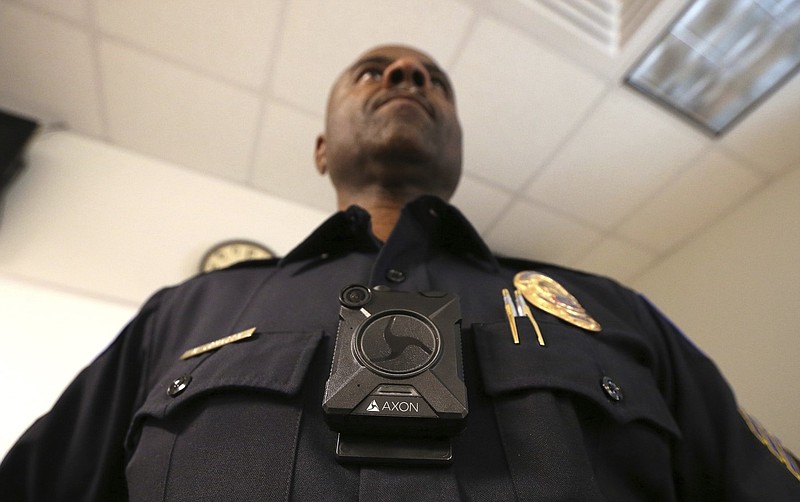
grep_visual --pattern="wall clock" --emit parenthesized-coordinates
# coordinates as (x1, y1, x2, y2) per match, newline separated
(200, 239, 274, 273)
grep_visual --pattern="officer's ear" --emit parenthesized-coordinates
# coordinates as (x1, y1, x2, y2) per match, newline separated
(315, 134, 327, 175)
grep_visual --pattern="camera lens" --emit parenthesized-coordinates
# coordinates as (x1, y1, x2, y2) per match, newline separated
(340, 285, 371, 308)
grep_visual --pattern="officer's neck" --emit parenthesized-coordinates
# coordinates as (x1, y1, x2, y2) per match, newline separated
(337, 189, 420, 243)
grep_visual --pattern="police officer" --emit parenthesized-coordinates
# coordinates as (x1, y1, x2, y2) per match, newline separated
(1, 45, 799, 501)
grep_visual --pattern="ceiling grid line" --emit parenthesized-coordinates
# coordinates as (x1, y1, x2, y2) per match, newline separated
(443, 7, 483, 71)
(85, 0, 112, 143)
(715, 142, 777, 179)
(243, 0, 292, 186)
(620, 170, 785, 285)
(93, 31, 266, 95)
(477, 78, 644, 267)
(3, 0, 79, 26)
(591, 151, 719, 262)
(516, 84, 616, 191)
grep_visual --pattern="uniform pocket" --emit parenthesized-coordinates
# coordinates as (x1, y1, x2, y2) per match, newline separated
(473, 320, 679, 438)
(473, 321, 682, 500)
(125, 329, 323, 502)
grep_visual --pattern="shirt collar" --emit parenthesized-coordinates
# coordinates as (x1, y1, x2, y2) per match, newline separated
(279, 195, 498, 271)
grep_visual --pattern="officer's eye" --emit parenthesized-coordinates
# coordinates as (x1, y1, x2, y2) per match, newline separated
(357, 68, 382, 83)
(430, 75, 451, 96)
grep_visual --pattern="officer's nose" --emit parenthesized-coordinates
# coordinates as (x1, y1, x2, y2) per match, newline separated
(382, 57, 429, 89)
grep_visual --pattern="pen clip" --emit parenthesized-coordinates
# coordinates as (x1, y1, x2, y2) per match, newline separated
(501, 288, 520, 344)
(514, 290, 545, 346)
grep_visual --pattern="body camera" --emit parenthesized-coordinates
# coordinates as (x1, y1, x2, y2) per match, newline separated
(323, 285, 467, 439)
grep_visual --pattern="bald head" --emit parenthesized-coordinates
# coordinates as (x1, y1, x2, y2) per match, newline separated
(315, 45, 463, 210)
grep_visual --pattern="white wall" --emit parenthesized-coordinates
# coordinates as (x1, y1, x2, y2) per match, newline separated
(0, 131, 328, 457)
(0, 276, 136, 458)
(633, 166, 800, 454)
(0, 131, 329, 305)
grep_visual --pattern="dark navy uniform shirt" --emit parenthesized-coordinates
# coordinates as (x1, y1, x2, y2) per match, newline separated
(2, 196, 798, 501)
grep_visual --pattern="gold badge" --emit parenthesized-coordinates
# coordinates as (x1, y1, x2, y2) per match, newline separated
(513, 271, 601, 332)
(179, 327, 257, 360)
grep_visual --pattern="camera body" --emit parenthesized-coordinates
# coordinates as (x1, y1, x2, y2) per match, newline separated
(323, 285, 467, 440)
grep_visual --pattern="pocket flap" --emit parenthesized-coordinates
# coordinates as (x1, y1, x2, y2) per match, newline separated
(473, 321, 680, 438)
(137, 329, 323, 421)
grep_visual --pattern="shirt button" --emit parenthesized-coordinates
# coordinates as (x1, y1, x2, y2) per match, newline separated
(386, 269, 406, 283)
(601, 376, 623, 402)
(167, 374, 192, 397)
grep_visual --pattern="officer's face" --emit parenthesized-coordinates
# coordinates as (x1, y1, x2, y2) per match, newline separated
(316, 45, 463, 202)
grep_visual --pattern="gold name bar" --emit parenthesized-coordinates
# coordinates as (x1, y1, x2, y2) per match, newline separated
(179, 327, 256, 360)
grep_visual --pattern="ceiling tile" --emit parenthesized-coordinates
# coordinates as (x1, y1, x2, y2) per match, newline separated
(19, 0, 88, 22)
(616, 148, 764, 252)
(484, 199, 602, 264)
(451, 16, 607, 190)
(271, 0, 474, 116)
(250, 102, 337, 213)
(94, 0, 283, 89)
(0, 2, 102, 133)
(571, 235, 656, 282)
(99, 41, 261, 181)
(526, 87, 708, 229)
(721, 73, 800, 175)
(450, 174, 513, 234)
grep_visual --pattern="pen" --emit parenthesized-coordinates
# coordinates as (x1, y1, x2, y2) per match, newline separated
(502, 288, 520, 344)
(515, 289, 545, 346)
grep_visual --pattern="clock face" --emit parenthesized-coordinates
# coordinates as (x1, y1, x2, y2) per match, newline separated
(200, 240, 274, 273)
